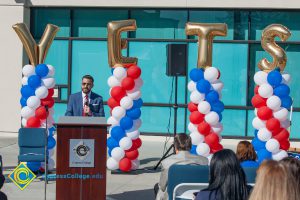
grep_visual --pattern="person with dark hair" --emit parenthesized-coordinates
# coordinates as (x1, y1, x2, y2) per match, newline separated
(155, 134, 208, 200)
(65, 75, 105, 117)
(279, 157, 300, 191)
(195, 149, 250, 200)
(236, 141, 259, 167)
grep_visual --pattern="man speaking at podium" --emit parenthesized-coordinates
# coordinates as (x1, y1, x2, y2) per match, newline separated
(65, 75, 105, 117)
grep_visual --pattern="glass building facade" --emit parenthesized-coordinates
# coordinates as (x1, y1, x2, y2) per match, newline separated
(31, 8, 300, 139)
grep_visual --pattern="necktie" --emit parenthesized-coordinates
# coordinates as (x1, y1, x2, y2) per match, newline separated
(83, 95, 89, 116)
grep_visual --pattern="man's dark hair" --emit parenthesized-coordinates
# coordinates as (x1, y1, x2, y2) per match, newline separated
(82, 75, 94, 83)
(174, 134, 192, 151)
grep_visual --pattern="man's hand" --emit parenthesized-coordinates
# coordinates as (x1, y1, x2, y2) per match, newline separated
(83, 105, 91, 116)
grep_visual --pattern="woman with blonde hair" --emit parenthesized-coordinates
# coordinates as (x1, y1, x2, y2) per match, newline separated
(249, 160, 299, 200)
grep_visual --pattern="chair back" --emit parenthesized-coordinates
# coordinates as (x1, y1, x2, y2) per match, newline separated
(167, 165, 209, 200)
(242, 167, 258, 184)
(18, 128, 47, 162)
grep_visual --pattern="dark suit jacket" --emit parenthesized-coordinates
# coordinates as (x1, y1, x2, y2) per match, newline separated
(65, 92, 105, 117)
(195, 190, 221, 200)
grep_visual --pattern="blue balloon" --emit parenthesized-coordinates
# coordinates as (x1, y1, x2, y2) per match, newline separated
(108, 148, 112, 157)
(20, 85, 35, 98)
(274, 84, 290, 97)
(254, 129, 258, 138)
(111, 68, 114, 74)
(126, 108, 141, 120)
(211, 101, 224, 113)
(111, 126, 125, 141)
(133, 99, 143, 108)
(26, 162, 40, 172)
(20, 97, 27, 107)
(35, 64, 49, 77)
(196, 79, 211, 94)
(252, 137, 266, 151)
(218, 113, 222, 122)
(47, 136, 56, 149)
(206, 91, 219, 103)
(107, 137, 119, 149)
(189, 68, 204, 82)
(267, 70, 282, 87)
(120, 117, 134, 130)
(257, 149, 272, 164)
(28, 75, 41, 89)
(281, 96, 292, 109)
(190, 145, 197, 155)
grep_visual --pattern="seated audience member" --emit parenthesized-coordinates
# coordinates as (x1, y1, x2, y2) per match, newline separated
(155, 134, 208, 200)
(280, 157, 300, 191)
(195, 149, 250, 200)
(0, 168, 7, 200)
(236, 141, 259, 167)
(249, 160, 299, 200)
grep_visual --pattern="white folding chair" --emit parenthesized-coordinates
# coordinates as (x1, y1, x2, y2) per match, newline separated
(173, 183, 208, 200)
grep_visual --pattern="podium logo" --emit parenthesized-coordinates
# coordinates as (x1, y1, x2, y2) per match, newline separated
(8, 163, 36, 190)
(73, 140, 90, 160)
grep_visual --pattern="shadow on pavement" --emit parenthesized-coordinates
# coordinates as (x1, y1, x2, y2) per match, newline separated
(107, 188, 154, 200)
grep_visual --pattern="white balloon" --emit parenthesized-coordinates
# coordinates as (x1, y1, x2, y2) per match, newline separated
(22, 77, 28, 85)
(281, 119, 291, 129)
(198, 101, 211, 114)
(107, 76, 121, 88)
(27, 96, 41, 109)
(188, 81, 196, 92)
(42, 77, 55, 89)
(266, 139, 280, 153)
(205, 112, 219, 126)
(47, 65, 55, 76)
(135, 78, 144, 88)
(272, 150, 288, 161)
(112, 106, 126, 120)
(190, 132, 204, 145)
(113, 67, 127, 80)
(21, 106, 35, 119)
(35, 86, 49, 99)
(48, 158, 55, 170)
(273, 108, 289, 122)
(120, 96, 133, 109)
(111, 147, 125, 161)
(252, 117, 266, 130)
(267, 95, 281, 111)
(204, 67, 219, 83)
(127, 90, 141, 100)
(131, 159, 140, 170)
(207, 154, 213, 165)
(119, 137, 133, 150)
(211, 123, 223, 134)
(126, 130, 140, 140)
(211, 80, 224, 92)
(133, 119, 142, 129)
(196, 143, 210, 157)
(107, 116, 120, 127)
(22, 65, 35, 77)
(188, 123, 198, 132)
(254, 71, 268, 86)
(49, 149, 55, 157)
(258, 83, 273, 98)
(21, 118, 27, 127)
(190, 90, 205, 104)
(257, 128, 272, 141)
(281, 73, 291, 84)
(107, 157, 119, 170)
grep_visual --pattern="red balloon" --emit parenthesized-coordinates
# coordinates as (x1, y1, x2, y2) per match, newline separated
(132, 138, 142, 149)
(27, 117, 41, 127)
(274, 129, 290, 142)
(119, 158, 132, 172)
(121, 77, 135, 90)
(111, 86, 126, 101)
(257, 106, 273, 120)
(197, 121, 211, 136)
(280, 140, 290, 151)
(190, 111, 204, 124)
(35, 106, 48, 120)
(107, 97, 120, 109)
(125, 150, 139, 160)
(266, 118, 281, 132)
(123, 63, 135, 68)
(47, 88, 54, 98)
(41, 98, 54, 108)
(217, 69, 221, 79)
(251, 95, 267, 108)
(211, 143, 223, 153)
(205, 133, 219, 148)
(272, 127, 282, 137)
(127, 65, 141, 79)
(188, 102, 198, 113)
(254, 85, 259, 95)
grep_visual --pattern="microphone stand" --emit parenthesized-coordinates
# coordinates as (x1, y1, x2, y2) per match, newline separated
(44, 105, 48, 200)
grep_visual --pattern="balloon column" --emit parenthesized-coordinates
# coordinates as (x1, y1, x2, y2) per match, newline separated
(106, 20, 143, 172)
(251, 24, 292, 163)
(185, 23, 227, 159)
(13, 23, 59, 171)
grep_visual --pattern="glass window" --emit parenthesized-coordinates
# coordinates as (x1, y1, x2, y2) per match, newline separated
(60, 88, 68, 101)
(188, 43, 248, 106)
(131, 10, 188, 39)
(32, 8, 70, 38)
(53, 103, 67, 122)
(291, 112, 300, 139)
(189, 11, 248, 40)
(222, 109, 246, 136)
(72, 9, 128, 38)
(247, 110, 256, 137)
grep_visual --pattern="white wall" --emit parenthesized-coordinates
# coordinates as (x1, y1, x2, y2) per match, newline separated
(0, 5, 30, 132)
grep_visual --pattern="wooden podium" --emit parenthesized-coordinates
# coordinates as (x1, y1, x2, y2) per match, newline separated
(55, 117, 108, 200)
